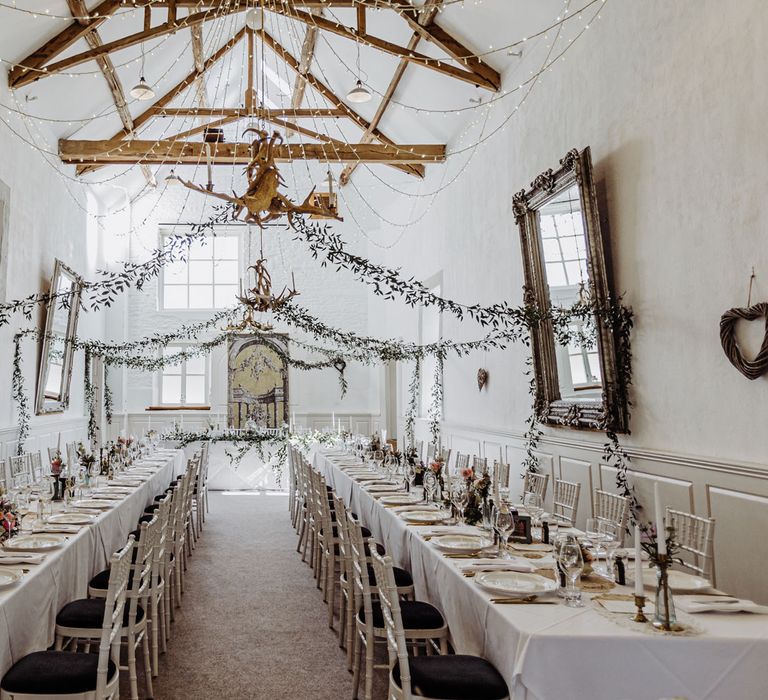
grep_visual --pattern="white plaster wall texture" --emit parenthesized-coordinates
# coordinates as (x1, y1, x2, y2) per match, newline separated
(357, 0, 768, 468)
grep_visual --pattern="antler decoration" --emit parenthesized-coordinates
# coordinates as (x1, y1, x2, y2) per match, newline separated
(177, 129, 343, 229)
(226, 258, 300, 332)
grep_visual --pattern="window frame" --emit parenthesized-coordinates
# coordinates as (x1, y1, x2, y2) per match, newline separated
(158, 227, 241, 313)
(157, 343, 211, 408)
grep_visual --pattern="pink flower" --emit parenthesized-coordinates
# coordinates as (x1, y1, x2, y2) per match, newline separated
(461, 467, 474, 480)
(429, 461, 441, 473)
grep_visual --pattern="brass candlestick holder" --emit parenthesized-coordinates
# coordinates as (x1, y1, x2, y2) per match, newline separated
(632, 594, 648, 623)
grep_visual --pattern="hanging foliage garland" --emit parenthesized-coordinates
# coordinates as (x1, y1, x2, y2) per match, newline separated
(427, 351, 445, 447)
(11, 334, 29, 456)
(404, 359, 420, 449)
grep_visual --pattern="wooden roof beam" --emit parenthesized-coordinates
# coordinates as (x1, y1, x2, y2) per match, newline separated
(340, 0, 443, 186)
(291, 9, 322, 110)
(154, 107, 347, 118)
(60, 139, 446, 165)
(270, 6, 499, 91)
(66, 0, 156, 187)
(11, 3, 248, 87)
(260, 29, 424, 179)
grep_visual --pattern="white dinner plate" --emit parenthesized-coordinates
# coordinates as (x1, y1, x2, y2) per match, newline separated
(354, 475, 386, 483)
(0, 569, 23, 589)
(431, 534, 494, 555)
(48, 513, 96, 525)
(474, 571, 559, 598)
(365, 483, 402, 493)
(4, 534, 66, 552)
(637, 568, 711, 592)
(72, 499, 115, 510)
(379, 494, 421, 506)
(400, 509, 453, 524)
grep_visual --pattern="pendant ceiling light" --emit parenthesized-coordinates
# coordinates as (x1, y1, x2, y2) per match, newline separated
(164, 169, 181, 186)
(245, 7, 264, 31)
(346, 79, 371, 103)
(130, 42, 155, 101)
(347, 39, 371, 104)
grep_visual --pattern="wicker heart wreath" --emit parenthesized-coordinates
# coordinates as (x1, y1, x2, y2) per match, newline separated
(719, 302, 768, 380)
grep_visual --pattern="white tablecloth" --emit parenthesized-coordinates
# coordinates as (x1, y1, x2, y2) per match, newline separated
(314, 450, 768, 700)
(0, 449, 182, 676)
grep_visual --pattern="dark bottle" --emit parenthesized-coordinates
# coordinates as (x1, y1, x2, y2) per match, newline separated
(542, 520, 549, 545)
(615, 556, 626, 586)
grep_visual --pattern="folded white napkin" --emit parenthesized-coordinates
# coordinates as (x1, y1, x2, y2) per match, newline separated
(676, 596, 768, 614)
(0, 553, 46, 565)
(33, 525, 82, 534)
(460, 558, 537, 573)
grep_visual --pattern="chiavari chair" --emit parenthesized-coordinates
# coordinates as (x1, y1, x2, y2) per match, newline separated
(370, 549, 509, 700)
(552, 479, 581, 526)
(492, 460, 510, 495)
(522, 471, 549, 502)
(348, 511, 447, 700)
(0, 539, 133, 700)
(27, 451, 43, 483)
(593, 490, 629, 544)
(666, 508, 716, 583)
(9, 455, 30, 490)
(472, 456, 488, 475)
(454, 453, 469, 473)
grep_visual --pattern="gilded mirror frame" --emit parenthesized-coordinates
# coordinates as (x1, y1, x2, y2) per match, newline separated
(513, 147, 629, 433)
(35, 259, 83, 415)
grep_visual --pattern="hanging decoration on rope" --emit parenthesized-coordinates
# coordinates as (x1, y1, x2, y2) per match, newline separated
(228, 257, 300, 332)
(177, 130, 342, 228)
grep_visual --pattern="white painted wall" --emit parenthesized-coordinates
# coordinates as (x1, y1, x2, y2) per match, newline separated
(354, 1, 768, 601)
(0, 83, 107, 458)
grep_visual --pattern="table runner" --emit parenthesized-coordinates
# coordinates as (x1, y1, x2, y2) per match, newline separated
(0, 449, 182, 677)
(314, 449, 768, 700)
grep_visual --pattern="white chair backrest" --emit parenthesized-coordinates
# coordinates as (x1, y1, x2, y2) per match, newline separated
(66, 442, 78, 469)
(47, 446, 59, 463)
(593, 490, 629, 543)
(426, 443, 436, 463)
(415, 440, 424, 462)
(493, 460, 510, 490)
(553, 479, 581, 526)
(346, 509, 375, 628)
(370, 549, 414, 700)
(523, 471, 549, 501)
(0, 459, 6, 492)
(28, 451, 43, 482)
(97, 537, 134, 697)
(455, 453, 470, 473)
(9, 455, 30, 488)
(472, 456, 488, 475)
(667, 508, 716, 582)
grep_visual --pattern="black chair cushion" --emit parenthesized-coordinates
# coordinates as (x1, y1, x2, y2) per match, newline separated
(153, 489, 173, 502)
(393, 655, 508, 700)
(138, 513, 154, 525)
(144, 504, 160, 514)
(364, 541, 386, 557)
(367, 563, 413, 588)
(358, 600, 444, 630)
(57, 598, 145, 629)
(89, 568, 137, 591)
(1, 651, 117, 695)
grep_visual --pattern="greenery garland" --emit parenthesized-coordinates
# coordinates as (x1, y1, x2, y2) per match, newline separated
(12, 334, 29, 456)
(404, 360, 420, 449)
(161, 426, 338, 485)
(427, 351, 445, 447)
(0, 207, 232, 328)
(521, 354, 543, 475)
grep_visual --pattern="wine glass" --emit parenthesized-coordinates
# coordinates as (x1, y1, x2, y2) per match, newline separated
(523, 492, 544, 538)
(39, 476, 56, 524)
(423, 470, 437, 504)
(558, 540, 584, 607)
(585, 517, 605, 562)
(598, 521, 620, 579)
(451, 481, 469, 525)
(493, 505, 515, 559)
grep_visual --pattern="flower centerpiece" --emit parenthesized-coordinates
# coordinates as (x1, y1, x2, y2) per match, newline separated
(50, 449, 64, 476)
(0, 489, 20, 543)
(462, 469, 491, 526)
(369, 434, 382, 452)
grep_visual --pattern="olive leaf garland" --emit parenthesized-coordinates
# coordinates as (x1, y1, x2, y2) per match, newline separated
(427, 351, 445, 447)
(404, 359, 420, 449)
(12, 334, 29, 456)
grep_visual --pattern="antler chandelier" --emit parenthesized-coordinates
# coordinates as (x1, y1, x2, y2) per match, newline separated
(227, 257, 299, 332)
(177, 129, 343, 229)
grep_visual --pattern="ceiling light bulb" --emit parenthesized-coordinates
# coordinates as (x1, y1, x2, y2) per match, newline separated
(130, 77, 155, 101)
(346, 79, 371, 104)
(245, 8, 264, 31)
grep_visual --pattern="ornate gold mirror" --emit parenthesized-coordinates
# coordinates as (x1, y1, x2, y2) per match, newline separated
(513, 147, 629, 432)
(35, 259, 82, 415)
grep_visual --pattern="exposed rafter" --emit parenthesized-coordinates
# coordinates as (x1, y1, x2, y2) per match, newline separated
(11, 0, 499, 94)
(291, 8, 322, 110)
(340, 0, 444, 186)
(60, 139, 446, 165)
(190, 22, 209, 109)
(155, 107, 347, 118)
(65, 0, 156, 187)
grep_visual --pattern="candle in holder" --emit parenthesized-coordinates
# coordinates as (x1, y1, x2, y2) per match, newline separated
(653, 482, 667, 555)
(633, 525, 644, 596)
(57, 432, 61, 452)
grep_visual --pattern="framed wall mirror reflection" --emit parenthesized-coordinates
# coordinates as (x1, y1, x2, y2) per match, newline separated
(35, 259, 83, 415)
(513, 147, 629, 433)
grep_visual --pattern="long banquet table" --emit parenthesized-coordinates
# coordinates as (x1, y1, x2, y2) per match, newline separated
(0, 449, 183, 677)
(314, 449, 768, 700)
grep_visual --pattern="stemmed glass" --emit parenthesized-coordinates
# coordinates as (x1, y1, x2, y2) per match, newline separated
(558, 539, 584, 607)
(585, 518, 605, 562)
(493, 504, 515, 559)
(450, 480, 469, 525)
(423, 470, 437, 504)
(523, 492, 544, 538)
(89, 459, 102, 491)
(39, 476, 56, 524)
(598, 521, 620, 579)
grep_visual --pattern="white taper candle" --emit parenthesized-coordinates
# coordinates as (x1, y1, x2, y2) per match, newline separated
(634, 525, 644, 596)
